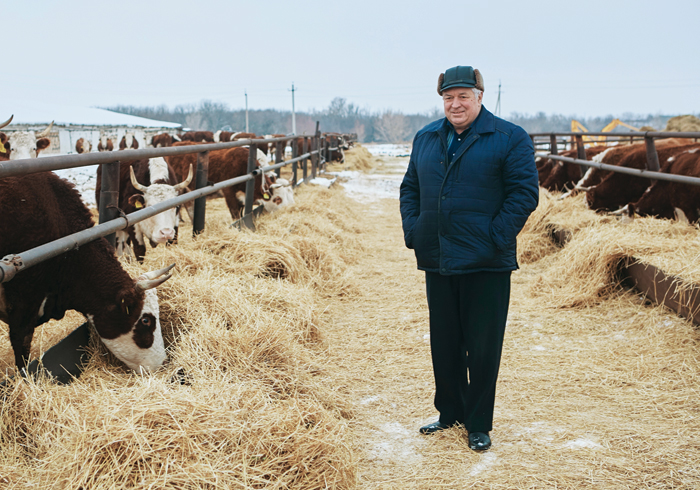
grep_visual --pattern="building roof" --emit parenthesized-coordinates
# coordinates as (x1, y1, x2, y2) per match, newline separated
(7, 99, 182, 129)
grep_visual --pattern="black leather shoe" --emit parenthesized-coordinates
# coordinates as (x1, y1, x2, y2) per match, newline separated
(419, 421, 452, 435)
(468, 432, 491, 451)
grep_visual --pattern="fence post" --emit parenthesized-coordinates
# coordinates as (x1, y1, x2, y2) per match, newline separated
(275, 140, 284, 178)
(549, 134, 558, 155)
(302, 137, 309, 184)
(243, 143, 257, 231)
(575, 135, 587, 178)
(313, 122, 320, 178)
(311, 136, 318, 179)
(644, 136, 661, 172)
(192, 150, 209, 236)
(98, 160, 120, 249)
(324, 136, 330, 169)
(292, 138, 299, 188)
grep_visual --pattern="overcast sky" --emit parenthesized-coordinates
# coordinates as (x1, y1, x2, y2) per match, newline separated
(4, 0, 699, 118)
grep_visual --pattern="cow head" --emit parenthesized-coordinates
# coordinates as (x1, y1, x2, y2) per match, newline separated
(96, 264, 174, 372)
(8, 121, 53, 160)
(98, 134, 114, 152)
(120, 132, 139, 150)
(75, 138, 92, 154)
(261, 177, 295, 212)
(129, 158, 193, 245)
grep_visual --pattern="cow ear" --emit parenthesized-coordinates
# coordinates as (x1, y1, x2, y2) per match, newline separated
(128, 194, 146, 209)
(37, 138, 51, 150)
(117, 289, 140, 317)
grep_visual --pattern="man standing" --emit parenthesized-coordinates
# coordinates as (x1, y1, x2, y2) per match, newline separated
(399, 66, 539, 451)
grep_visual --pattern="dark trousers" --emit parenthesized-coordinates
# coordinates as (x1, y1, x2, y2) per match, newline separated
(425, 270, 511, 432)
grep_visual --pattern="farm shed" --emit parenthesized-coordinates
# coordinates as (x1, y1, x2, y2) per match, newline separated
(4, 99, 181, 155)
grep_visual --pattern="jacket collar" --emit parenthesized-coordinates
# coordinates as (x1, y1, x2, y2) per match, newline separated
(437, 105, 496, 141)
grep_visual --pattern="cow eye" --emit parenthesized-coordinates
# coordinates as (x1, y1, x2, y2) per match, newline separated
(140, 317, 152, 327)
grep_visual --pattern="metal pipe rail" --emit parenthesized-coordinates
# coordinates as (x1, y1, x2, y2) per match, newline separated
(0, 137, 294, 179)
(535, 152, 700, 187)
(530, 131, 700, 139)
(0, 151, 314, 284)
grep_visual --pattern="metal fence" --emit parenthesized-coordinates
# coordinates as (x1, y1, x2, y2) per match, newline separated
(0, 128, 352, 284)
(530, 131, 700, 186)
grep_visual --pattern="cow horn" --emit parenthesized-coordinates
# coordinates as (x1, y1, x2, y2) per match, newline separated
(36, 120, 54, 138)
(173, 164, 194, 191)
(610, 204, 629, 216)
(574, 185, 591, 192)
(0, 115, 13, 130)
(135, 263, 176, 292)
(130, 166, 149, 192)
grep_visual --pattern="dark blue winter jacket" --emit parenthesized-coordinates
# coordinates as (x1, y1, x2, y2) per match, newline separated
(399, 106, 539, 275)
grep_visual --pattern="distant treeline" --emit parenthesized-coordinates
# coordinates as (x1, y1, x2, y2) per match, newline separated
(106, 99, 697, 143)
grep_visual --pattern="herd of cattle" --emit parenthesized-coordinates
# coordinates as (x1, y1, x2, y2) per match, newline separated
(537, 137, 700, 223)
(0, 114, 352, 375)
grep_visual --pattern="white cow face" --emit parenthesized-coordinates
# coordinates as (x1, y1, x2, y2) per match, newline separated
(260, 177, 294, 212)
(9, 131, 51, 160)
(96, 265, 174, 372)
(130, 185, 181, 244)
(128, 158, 193, 245)
(98, 288, 166, 372)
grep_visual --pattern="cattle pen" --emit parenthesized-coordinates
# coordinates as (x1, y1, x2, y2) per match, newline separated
(0, 130, 349, 381)
(2, 136, 700, 487)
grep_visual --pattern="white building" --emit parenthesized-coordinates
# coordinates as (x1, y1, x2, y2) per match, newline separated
(5, 99, 181, 155)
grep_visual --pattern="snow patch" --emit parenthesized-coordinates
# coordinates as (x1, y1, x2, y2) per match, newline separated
(308, 177, 336, 188)
(563, 438, 603, 450)
(468, 452, 498, 477)
(364, 144, 412, 157)
(369, 422, 424, 463)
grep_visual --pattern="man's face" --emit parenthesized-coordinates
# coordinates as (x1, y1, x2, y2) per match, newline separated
(443, 87, 483, 132)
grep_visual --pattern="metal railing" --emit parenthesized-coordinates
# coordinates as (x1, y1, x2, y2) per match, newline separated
(530, 130, 700, 183)
(1, 129, 353, 284)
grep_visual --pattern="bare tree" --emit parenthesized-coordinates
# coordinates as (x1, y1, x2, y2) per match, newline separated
(374, 110, 410, 143)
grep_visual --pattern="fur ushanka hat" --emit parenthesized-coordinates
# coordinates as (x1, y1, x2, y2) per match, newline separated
(438, 66, 484, 95)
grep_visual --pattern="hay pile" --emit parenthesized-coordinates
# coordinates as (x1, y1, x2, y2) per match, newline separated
(665, 114, 700, 132)
(519, 191, 700, 308)
(334, 145, 374, 171)
(517, 188, 602, 265)
(0, 186, 363, 488)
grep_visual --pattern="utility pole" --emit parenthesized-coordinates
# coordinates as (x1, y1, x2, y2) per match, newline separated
(494, 80, 502, 118)
(289, 83, 296, 134)
(245, 89, 249, 133)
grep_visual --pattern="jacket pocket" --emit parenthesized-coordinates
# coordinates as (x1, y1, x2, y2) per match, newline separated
(448, 214, 496, 266)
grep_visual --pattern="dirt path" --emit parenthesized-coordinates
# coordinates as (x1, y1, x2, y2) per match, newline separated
(319, 156, 700, 489)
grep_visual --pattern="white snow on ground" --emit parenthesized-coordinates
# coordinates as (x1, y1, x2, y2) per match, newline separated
(308, 177, 336, 188)
(369, 422, 424, 463)
(327, 151, 410, 202)
(563, 438, 603, 450)
(364, 143, 412, 157)
(468, 452, 498, 477)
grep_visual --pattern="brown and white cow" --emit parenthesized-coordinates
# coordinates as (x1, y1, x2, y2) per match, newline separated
(585, 141, 700, 212)
(538, 146, 608, 192)
(233, 132, 270, 156)
(0, 171, 173, 372)
(98, 134, 114, 152)
(95, 157, 193, 262)
(75, 137, 92, 154)
(119, 132, 140, 150)
(213, 130, 235, 143)
(179, 131, 214, 143)
(627, 147, 700, 222)
(7, 121, 53, 160)
(151, 133, 175, 148)
(166, 142, 275, 221)
(0, 115, 13, 161)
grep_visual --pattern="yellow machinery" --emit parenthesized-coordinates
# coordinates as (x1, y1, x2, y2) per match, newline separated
(571, 119, 641, 146)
